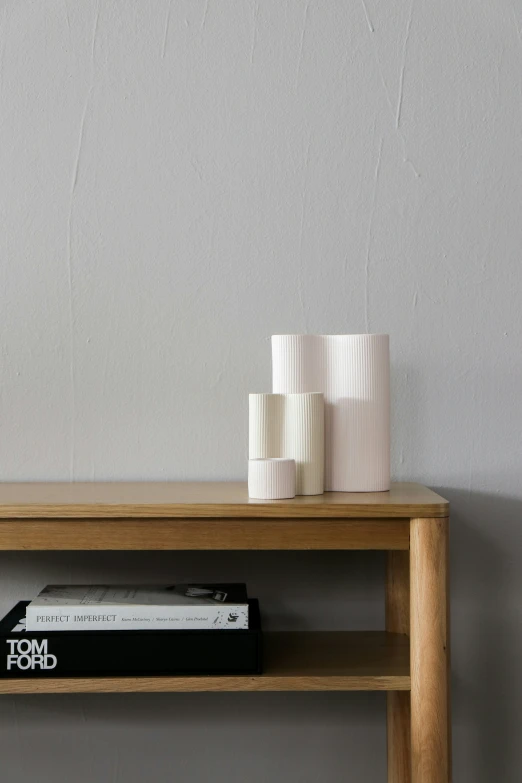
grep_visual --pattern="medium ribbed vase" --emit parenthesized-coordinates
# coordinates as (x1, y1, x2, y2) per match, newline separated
(249, 392, 324, 496)
(271, 334, 390, 492)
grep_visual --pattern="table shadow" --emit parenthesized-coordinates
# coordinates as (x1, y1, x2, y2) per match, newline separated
(435, 486, 521, 783)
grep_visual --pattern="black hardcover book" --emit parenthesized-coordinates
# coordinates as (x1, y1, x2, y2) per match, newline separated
(0, 600, 262, 678)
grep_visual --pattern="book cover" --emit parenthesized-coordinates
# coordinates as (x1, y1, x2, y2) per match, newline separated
(1, 601, 262, 677)
(26, 584, 249, 631)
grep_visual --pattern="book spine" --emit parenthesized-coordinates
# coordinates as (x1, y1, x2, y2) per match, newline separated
(1, 631, 261, 678)
(25, 604, 249, 632)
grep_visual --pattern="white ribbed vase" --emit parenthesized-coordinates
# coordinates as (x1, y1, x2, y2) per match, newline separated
(271, 334, 390, 492)
(248, 458, 296, 499)
(249, 393, 324, 496)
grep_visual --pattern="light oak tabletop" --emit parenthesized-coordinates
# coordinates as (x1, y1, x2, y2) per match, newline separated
(0, 482, 448, 518)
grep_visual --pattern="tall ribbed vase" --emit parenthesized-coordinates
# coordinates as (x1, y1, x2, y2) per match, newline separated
(249, 392, 324, 495)
(271, 334, 390, 492)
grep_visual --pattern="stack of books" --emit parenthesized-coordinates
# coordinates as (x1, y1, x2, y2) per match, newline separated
(0, 584, 262, 678)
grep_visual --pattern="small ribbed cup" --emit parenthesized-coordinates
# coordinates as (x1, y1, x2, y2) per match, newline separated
(248, 458, 296, 499)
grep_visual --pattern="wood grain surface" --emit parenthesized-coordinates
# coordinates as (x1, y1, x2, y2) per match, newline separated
(0, 482, 449, 518)
(410, 518, 450, 783)
(386, 551, 412, 783)
(0, 517, 410, 550)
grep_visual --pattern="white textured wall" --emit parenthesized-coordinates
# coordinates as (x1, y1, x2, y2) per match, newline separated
(1, 1, 521, 780)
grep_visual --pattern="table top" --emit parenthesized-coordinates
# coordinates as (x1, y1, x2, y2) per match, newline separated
(0, 482, 448, 519)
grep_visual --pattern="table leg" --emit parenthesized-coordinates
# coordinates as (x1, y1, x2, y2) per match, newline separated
(386, 551, 411, 783)
(410, 517, 451, 783)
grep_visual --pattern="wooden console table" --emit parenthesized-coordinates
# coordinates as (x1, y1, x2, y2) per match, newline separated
(0, 481, 451, 782)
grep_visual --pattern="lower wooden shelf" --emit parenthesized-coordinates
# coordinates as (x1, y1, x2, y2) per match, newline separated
(0, 631, 410, 694)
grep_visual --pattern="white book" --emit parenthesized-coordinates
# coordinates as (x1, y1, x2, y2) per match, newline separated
(25, 584, 249, 631)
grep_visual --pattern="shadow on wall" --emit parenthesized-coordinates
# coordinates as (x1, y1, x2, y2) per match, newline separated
(0, 691, 386, 783)
(436, 487, 522, 783)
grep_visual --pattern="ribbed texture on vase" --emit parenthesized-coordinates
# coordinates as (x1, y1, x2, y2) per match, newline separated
(249, 394, 283, 460)
(272, 335, 322, 393)
(271, 335, 390, 492)
(249, 393, 324, 496)
(248, 458, 296, 499)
